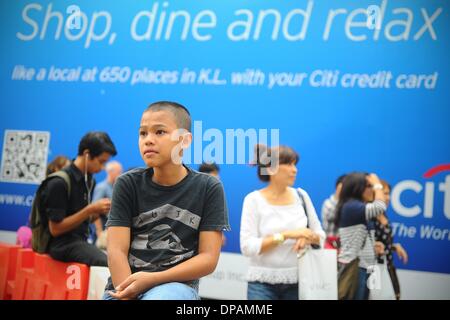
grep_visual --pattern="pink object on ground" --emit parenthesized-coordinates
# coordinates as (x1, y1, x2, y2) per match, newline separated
(16, 226, 32, 249)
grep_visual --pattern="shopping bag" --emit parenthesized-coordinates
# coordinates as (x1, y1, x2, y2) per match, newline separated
(368, 260, 396, 300)
(298, 248, 338, 300)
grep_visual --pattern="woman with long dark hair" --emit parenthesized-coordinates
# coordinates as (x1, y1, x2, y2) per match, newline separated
(335, 172, 386, 300)
(240, 144, 325, 300)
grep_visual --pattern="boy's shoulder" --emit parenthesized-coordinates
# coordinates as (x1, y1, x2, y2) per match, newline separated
(121, 167, 147, 177)
(113, 167, 150, 191)
(189, 167, 221, 185)
(184, 168, 225, 196)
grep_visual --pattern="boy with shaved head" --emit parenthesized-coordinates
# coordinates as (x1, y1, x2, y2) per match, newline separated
(104, 101, 230, 300)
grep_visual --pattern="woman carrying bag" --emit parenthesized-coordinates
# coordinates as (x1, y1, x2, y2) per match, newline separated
(335, 172, 387, 300)
(240, 144, 325, 300)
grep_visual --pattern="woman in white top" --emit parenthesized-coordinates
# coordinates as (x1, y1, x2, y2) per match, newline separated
(240, 144, 325, 300)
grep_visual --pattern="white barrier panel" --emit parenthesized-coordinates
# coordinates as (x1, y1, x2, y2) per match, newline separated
(0, 230, 17, 244)
(88, 266, 111, 300)
(397, 269, 450, 300)
(200, 251, 450, 300)
(199, 252, 249, 300)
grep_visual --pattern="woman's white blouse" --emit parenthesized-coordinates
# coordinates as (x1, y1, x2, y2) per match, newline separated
(240, 187, 326, 284)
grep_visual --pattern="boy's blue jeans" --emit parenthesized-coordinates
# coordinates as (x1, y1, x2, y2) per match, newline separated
(103, 282, 200, 300)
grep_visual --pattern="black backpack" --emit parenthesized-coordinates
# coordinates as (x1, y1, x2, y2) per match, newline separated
(30, 171, 71, 253)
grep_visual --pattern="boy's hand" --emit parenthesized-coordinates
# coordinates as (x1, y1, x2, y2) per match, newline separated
(108, 272, 155, 300)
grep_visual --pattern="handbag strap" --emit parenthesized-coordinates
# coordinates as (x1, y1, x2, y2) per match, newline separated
(296, 188, 320, 249)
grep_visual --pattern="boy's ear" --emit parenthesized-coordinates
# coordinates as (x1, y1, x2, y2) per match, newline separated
(181, 132, 192, 149)
(170, 129, 192, 150)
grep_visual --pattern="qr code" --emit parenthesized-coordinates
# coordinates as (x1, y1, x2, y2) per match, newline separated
(0, 130, 50, 184)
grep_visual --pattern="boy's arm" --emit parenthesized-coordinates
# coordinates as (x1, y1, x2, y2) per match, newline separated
(45, 178, 110, 237)
(48, 201, 109, 237)
(109, 230, 222, 300)
(155, 230, 222, 280)
(107, 226, 132, 289)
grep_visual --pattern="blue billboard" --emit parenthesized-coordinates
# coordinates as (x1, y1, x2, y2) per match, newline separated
(0, 0, 449, 275)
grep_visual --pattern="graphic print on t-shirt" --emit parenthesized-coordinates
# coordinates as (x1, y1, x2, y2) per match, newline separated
(128, 203, 201, 272)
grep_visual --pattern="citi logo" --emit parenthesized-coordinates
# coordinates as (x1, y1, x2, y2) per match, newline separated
(391, 164, 450, 219)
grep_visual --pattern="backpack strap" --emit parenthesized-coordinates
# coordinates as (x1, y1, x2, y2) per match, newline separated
(30, 171, 71, 229)
(30, 170, 72, 253)
(47, 170, 71, 198)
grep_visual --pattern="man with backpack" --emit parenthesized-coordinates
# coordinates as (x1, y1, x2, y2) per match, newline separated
(31, 132, 117, 266)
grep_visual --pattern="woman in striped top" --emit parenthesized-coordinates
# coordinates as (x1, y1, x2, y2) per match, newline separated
(335, 172, 387, 300)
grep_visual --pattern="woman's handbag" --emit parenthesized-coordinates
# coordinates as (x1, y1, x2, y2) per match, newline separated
(338, 258, 360, 300)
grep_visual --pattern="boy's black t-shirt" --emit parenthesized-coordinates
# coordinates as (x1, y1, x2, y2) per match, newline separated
(105, 165, 230, 290)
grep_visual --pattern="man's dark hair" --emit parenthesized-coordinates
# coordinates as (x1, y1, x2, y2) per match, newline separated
(78, 132, 117, 158)
(199, 162, 220, 174)
(145, 101, 191, 132)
